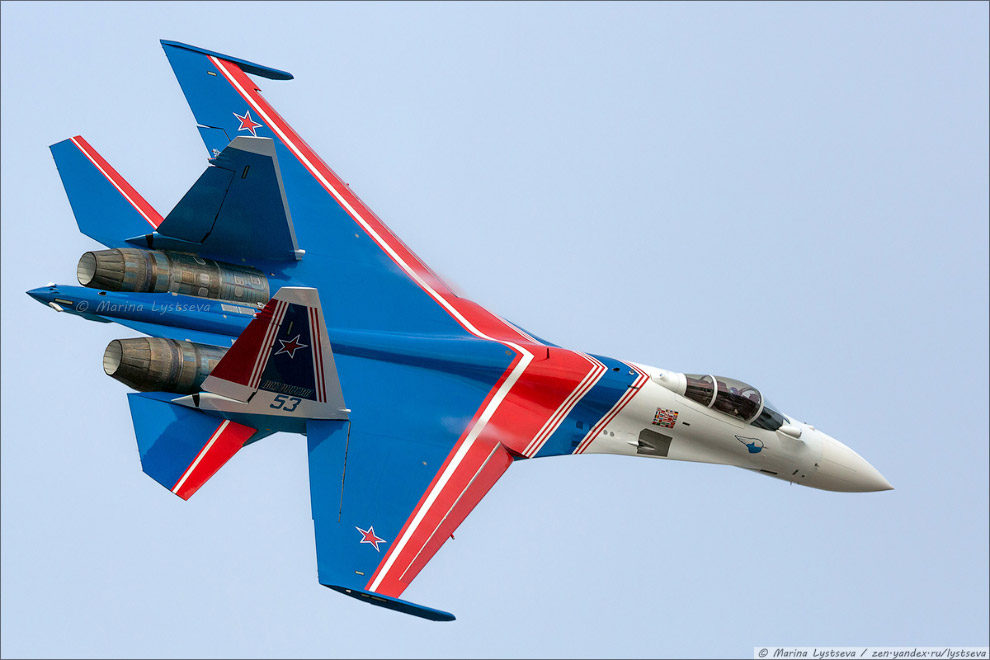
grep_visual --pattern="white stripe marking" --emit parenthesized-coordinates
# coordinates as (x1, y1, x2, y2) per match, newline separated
(575, 366, 648, 454)
(172, 420, 230, 494)
(522, 355, 599, 456)
(70, 137, 158, 228)
(368, 350, 532, 592)
(250, 300, 287, 389)
(211, 58, 533, 355)
(398, 441, 503, 582)
(212, 58, 540, 590)
(309, 308, 321, 402)
(311, 307, 326, 402)
(523, 354, 607, 457)
(248, 301, 279, 387)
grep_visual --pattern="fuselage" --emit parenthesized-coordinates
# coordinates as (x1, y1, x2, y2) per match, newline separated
(577, 365, 892, 492)
(29, 283, 892, 493)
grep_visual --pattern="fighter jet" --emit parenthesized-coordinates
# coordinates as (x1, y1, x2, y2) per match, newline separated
(27, 40, 892, 622)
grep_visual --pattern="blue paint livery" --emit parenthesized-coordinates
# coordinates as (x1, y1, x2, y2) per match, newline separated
(736, 436, 766, 454)
(260, 303, 319, 398)
(161, 39, 498, 342)
(128, 392, 236, 489)
(535, 354, 640, 458)
(324, 586, 455, 622)
(49, 138, 156, 248)
(160, 40, 294, 81)
(32, 40, 654, 621)
(26, 285, 254, 345)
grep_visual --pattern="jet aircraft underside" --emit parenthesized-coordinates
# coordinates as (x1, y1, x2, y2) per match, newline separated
(28, 40, 892, 621)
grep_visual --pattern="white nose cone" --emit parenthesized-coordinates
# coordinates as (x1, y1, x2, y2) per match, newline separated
(817, 436, 893, 492)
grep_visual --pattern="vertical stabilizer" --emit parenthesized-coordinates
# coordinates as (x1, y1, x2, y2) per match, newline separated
(202, 287, 347, 420)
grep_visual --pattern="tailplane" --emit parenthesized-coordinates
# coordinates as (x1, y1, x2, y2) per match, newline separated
(50, 136, 162, 247)
(127, 392, 257, 499)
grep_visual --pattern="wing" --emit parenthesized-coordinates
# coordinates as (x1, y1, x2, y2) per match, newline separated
(158, 39, 528, 340)
(306, 418, 514, 621)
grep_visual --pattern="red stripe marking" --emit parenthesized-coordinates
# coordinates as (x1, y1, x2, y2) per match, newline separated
(523, 360, 594, 455)
(310, 307, 326, 402)
(209, 299, 280, 387)
(249, 300, 280, 387)
(395, 441, 513, 590)
(484, 347, 605, 456)
(69, 136, 162, 229)
(205, 57, 616, 595)
(363, 355, 520, 592)
(576, 386, 639, 454)
(308, 308, 319, 401)
(251, 300, 288, 389)
(309, 308, 320, 402)
(209, 58, 538, 349)
(574, 362, 649, 454)
(364, 347, 603, 597)
(522, 354, 606, 457)
(374, 438, 512, 597)
(171, 420, 255, 500)
(249, 300, 280, 388)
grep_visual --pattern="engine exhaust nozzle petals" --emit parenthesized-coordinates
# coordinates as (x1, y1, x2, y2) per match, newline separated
(104, 337, 228, 394)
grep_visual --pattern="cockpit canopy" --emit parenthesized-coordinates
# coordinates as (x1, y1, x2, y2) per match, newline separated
(683, 374, 787, 431)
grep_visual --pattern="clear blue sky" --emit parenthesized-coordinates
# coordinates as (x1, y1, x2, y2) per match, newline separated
(2, 2, 987, 658)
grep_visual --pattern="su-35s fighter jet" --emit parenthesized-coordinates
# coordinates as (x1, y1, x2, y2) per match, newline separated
(28, 40, 892, 622)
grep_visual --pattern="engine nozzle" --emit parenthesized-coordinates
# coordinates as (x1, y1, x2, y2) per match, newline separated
(78, 248, 269, 305)
(103, 337, 228, 393)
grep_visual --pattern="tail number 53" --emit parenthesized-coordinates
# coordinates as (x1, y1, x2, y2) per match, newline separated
(270, 394, 301, 412)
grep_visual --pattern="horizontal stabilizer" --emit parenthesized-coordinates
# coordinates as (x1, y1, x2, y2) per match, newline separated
(50, 137, 162, 248)
(127, 392, 256, 499)
(141, 137, 299, 262)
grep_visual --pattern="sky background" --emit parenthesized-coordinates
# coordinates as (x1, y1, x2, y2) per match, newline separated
(2, 2, 988, 658)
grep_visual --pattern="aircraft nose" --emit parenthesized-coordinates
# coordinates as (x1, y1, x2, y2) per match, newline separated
(26, 285, 57, 304)
(818, 435, 893, 492)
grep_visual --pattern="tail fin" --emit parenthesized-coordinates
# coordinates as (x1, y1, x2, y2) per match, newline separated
(202, 287, 347, 420)
(145, 136, 302, 263)
(50, 136, 162, 247)
(127, 392, 256, 499)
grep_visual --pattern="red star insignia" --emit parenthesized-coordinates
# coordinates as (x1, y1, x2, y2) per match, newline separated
(356, 525, 386, 551)
(274, 334, 308, 358)
(233, 109, 262, 136)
